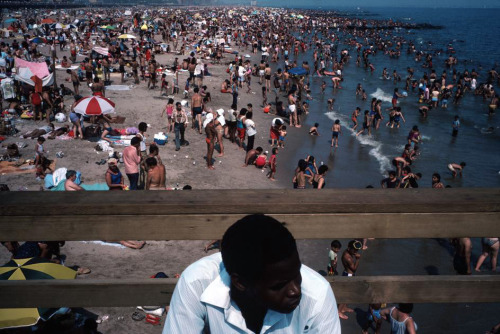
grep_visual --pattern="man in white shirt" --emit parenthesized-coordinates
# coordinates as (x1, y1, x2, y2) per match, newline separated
(163, 215, 341, 334)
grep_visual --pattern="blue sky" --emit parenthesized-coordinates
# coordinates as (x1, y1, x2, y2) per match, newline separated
(251, 0, 500, 8)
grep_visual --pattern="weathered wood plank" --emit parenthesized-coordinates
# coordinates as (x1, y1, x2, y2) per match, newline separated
(0, 276, 498, 307)
(1, 189, 499, 216)
(1, 213, 498, 241)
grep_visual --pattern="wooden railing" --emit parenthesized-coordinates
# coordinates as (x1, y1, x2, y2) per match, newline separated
(0, 188, 499, 307)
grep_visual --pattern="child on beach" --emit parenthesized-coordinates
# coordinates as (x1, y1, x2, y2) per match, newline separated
(160, 73, 169, 96)
(331, 119, 342, 148)
(327, 98, 335, 111)
(352, 107, 360, 130)
(172, 67, 179, 95)
(361, 303, 383, 334)
(448, 162, 466, 178)
(267, 147, 278, 181)
(161, 98, 175, 132)
(34, 136, 46, 168)
(278, 126, 287, 148)
(302, 101, 309, 114)
(357, 110, 371, 136)
(328, 240, 341, 276)
(262, 86, 267, 106)
(309, 123, 320, 136)
(362, 89, 367, 101)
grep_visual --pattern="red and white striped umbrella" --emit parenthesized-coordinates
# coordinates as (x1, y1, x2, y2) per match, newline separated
(73, 96, 115, 116)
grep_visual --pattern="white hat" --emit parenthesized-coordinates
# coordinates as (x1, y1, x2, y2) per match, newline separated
(203, 113, 214, 128)
(216, 108, 224, 116)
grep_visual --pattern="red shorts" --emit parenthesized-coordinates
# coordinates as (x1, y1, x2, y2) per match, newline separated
(270, 126, 279, 140)
(237, 128, 246, 139)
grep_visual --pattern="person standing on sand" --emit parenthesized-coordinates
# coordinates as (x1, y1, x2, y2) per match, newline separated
(173, 102, 188, 151)
(204, 113, 217, 170)
(288, 90, 298, 127)
(123, 137, 142, 190)
(244, 111, 256, 152)
(191, 87, 203, 134)
(267, 147, 278, 181)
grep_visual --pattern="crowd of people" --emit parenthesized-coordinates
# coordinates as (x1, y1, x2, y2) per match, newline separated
(0, 5, 498, 333)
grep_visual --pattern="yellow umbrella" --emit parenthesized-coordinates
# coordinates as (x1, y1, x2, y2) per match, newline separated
(0, 257, 76, 329)
(141, 24, 148, 31)
(117, 34, 137, 39)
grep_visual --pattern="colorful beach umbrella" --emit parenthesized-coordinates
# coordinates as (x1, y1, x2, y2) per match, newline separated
(30, 37, 47, 44)
(3, 18, 18, 24)
(74, 96, 115, 116)
(41, 18, 55, 24)
(117, 34, 137, 39)
(0, 257, 76, 329)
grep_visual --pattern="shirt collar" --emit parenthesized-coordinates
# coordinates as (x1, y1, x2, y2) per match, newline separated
(200, 264, 288, 333)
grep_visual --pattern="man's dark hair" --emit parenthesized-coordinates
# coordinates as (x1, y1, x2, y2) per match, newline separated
(66, 170, 77, 179)
(221, 215, 297, 284)
(138, 122, 148, 132)
(145, 157, 157, 167)
(130, 137, 141, 146)
(397, 303, 414, 314)
(149, 144, 159, 155)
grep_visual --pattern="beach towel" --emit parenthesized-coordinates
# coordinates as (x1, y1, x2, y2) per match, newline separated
(80, 241, 126, 249)
(51, 181, 109, 191)
(105, 85, 132, 91)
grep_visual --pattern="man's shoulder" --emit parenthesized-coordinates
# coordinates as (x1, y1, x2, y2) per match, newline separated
(182, 253, 223, 284)
(300, 264, 332, 299)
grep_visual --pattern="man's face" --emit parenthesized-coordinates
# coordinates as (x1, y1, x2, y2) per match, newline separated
(348, 247, 358, 256)
(253, 251, 302, 314)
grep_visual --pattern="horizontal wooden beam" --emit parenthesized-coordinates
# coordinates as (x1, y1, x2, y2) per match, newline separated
(1, 189, 499, 216)
(0, 276, 498, 307)
(1, 212, 499, 241)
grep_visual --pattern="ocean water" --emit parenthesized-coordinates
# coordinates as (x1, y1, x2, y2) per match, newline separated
(264, 7, 500, 333)
(276, 7, 500, 189)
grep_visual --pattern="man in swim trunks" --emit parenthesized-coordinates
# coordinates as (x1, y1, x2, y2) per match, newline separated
(242, 146, 263, 167)
(67, 69, 80, 95)
(338, 240, 362, 319)
(191, 87, 203, 133)
(145, 157, 166, 190)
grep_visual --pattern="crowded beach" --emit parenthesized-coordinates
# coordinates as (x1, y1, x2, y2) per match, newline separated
(0, 5, 499, 334)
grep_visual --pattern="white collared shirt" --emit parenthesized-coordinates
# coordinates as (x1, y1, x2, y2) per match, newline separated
(163, 253, 341, 334)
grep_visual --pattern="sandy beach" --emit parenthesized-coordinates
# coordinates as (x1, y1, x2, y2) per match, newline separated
(0, 21, 300, 334)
